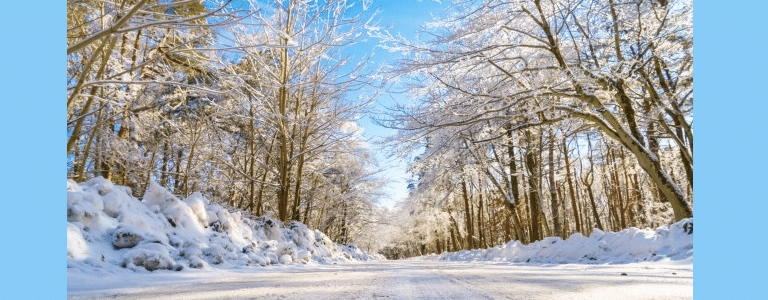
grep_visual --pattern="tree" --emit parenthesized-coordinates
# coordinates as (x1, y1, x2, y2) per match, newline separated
(67, 0, 245, 158)
(67, 0, 384, 245)
(380, 0, 692, 222)
(218, 0, 376, 223)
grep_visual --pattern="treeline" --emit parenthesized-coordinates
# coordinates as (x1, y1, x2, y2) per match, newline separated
(66, 0, 382, 244)
(379, 0, 693, 258)
(383, 128, 688, 259)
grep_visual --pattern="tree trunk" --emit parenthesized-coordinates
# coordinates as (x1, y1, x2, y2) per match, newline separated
(249, 105, 257, 214)
(182, 135, 198, 198)
(583, 170, 603, 232)
(558, 184, 569, 237)
(482, 135, 524, 242)
(143, 147, 157, 197)
(67, 37, 118, 155)
(449, 227, 458, 252)
(76, 108, 104, 181)
(477, 192, 486, 248)
(160, 141, 169, 187)
(507, 125, 522, 209)
(525, 150, 542, 242)
(276, 7, 293, 223)
(339, 202, 348, 244)
(548, 128, 561, 238)
(461, 178, 475, 249)
(487, 196, 496, 245)
(291, 153, 305, 221)
(173, 149, 183, 192)
(257, 135, 277, 216)
(562, 136, 582, 234)
(534, 2, 693, 222)
(521, 172, 531, 243)
(449, 212, 462, 251)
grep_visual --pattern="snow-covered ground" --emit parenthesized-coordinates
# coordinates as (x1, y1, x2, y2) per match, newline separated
(68, 260, 692, 299)
(67, 177, 381, 280)
(68, 178, 692, 299)
(426, 219, 693, 265)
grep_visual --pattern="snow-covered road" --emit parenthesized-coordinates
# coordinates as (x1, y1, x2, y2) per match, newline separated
(68, 260, 692, 299)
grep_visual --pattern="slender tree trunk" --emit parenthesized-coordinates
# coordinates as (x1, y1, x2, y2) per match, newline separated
(173, 149, 183, 192)
(672, 117, 694, 190)
(291, 153, 305, 221)
(160, 141, 169, 187)
(449, 212, 462, 251)
(548, 128, 560, 238)
(525, 150, 542, 242)
(509, 145, 525, 239)
(482, 135, 524, 242)
(504, 214, 512, 241)
(276, 6, 293, 223)
(603, 147, 621, 231)
(507, 125, 522, 207)
(486, 196, 495, 245)
(182, 135, 198, 198)
(249, 105, 256, 214)
(558, 184, 569, 237)
(303, 178, 318, 225)
(461, 178, 475, 249)
(67, 37, 118, 155)
(340, 202, 348, 244)
(562, 136, 581, 234)
(521, 172, 531, 243)
(143, 147, 157, 197)
(620, 149, 633, 227)
(100, 121, 115, 181)
(583, 170, 603, 231)
(76, 108, 104, 181)
(477, 192, 486, 248)
(257, 135, 277, 216)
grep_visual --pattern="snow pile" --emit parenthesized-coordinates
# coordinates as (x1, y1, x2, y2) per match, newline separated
(432, 219, 693, 264)
(67, 177, 382, 274)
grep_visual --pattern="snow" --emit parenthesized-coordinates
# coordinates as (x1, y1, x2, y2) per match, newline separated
(68, 260, 692, 299)
(425, 219, 693, 265)
(67, 177, 383, 281)
(68, 178, 692, 299)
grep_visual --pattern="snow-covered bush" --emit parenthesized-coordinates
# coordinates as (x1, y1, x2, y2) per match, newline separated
(67, 178, 382, 274)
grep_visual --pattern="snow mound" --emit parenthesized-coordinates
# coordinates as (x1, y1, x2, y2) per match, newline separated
(67, 178, 382, 273)
(432, 219, 693, 264)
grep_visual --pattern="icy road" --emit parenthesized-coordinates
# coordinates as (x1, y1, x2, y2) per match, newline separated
(67, 260, 692, 299)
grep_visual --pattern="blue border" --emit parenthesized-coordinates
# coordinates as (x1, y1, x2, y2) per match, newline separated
(0, 0, 745, 298)
(697, 0, 765, 298)
(0, 0, 61, 298)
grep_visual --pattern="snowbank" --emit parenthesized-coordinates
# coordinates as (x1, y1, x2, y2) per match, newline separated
(67, 177, 382, 274)
(430, 219, 693, 264)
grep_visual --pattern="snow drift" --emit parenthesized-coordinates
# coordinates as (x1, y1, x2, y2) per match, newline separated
(67, 177, 381, 274)
(429, 219, 693, 264)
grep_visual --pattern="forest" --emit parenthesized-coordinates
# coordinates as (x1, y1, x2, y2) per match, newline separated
(67, 0, 693, 259)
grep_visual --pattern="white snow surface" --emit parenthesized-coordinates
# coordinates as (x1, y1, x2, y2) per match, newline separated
(68, 260, 693, 299)
(424, 219, 693, 264)
(67, 177, 382, 277)
(68, 178, 693, 299)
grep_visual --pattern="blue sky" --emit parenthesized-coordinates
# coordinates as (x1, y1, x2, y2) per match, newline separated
(223, 0, 449, 209)
(343, 0, 448, 209)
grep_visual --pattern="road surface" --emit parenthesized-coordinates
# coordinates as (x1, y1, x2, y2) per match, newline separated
(67, 260, 693, 299)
